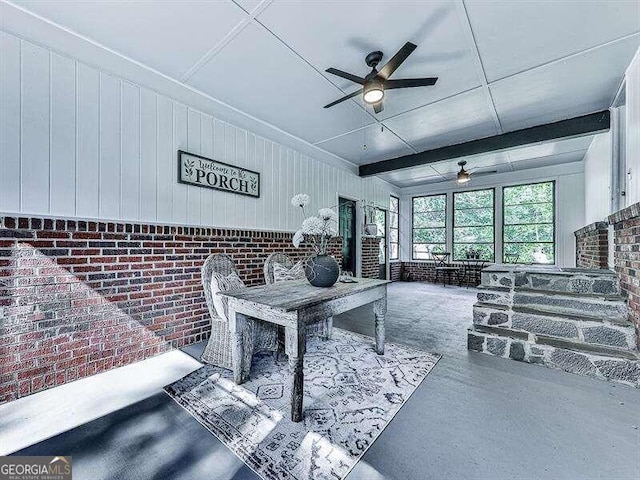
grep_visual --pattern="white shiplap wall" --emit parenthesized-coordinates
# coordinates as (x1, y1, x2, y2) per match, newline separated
(0, 32, 395, 231)
(398, 163, 585, 268)
(625, 46, 640, 207)
(583, 132, 612, 224)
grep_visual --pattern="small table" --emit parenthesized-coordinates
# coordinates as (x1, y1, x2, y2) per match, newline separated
(461, 258, 490, 288)
(221, 278, 389, 422)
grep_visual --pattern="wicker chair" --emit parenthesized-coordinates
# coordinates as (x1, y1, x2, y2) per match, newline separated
(201, 254, 277, 374)
(263, 252, 331, 339)
(263, 252, 295, 285)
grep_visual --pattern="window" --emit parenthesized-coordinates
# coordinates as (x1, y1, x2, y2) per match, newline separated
(453, 189, 495, 261)
(412, 194, 446, 259)
(374, 207, 386, 264)
(503, 181, 555, 264)
(389, 196, 399, 260)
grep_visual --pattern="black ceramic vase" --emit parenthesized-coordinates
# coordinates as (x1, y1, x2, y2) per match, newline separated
(305, 254, 340, 287)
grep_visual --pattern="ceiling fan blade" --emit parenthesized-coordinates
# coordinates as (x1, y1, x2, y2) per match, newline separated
(385, 77, 438, 89)
(435, 169, 499, 185)
(373, 101, 384, 114)
(378, 42, 417, 80)
(323, 89, 362, 109)
(474, 169, 498, 177)
(325, 68, 366, 85)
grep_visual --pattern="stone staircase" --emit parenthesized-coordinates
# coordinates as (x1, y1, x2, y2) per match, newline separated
(467, 265, 640, 388)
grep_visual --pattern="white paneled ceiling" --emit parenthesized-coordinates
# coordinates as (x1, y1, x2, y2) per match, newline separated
(316, 124, 414, 166)
(187, 22, 374, 144)
(15, 0, 247, 79)
(11, 0, 640, 187)
(465, 0, 640, 82)
(257, 0, 482, 120)
(490, 34, 640, 131)
(383, 87, 499, 152)
(378, 135, 595, 187)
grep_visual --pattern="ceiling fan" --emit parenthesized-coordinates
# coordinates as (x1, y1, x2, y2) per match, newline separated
(323, 42, 438, 114)
(453, 161, 497, 184)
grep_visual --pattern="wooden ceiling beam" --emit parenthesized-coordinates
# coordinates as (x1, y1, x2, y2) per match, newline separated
(359, 110, 610, 177)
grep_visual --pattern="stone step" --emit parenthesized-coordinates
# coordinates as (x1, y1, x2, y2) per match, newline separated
(481, 265, 621, 296)
(476, 285, 627, 303)
(473, 304, 636, 350)
(471, 324, 639, 361)
(468, 326, 640, 388)
(476, 286, 512, 307)
(476, 289, 628, 324)
(535, 334, 640, 361)
(515, 287, 626, 302)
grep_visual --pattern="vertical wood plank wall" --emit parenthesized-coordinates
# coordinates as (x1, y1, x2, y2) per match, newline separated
(625, 48, 640, 207)
(0, 32, 394, 230)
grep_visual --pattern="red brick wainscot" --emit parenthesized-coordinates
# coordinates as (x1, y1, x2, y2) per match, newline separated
(608, 202, 640, 345)
(0, 215, 341, 404)
(574, 221, 609, 269)
(399, 260, 491, 286)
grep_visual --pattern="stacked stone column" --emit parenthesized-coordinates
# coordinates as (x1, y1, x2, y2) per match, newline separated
(468, 265, 640, 387)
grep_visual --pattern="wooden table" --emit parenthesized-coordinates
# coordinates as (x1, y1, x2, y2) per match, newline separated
(221, 277, 389, 422)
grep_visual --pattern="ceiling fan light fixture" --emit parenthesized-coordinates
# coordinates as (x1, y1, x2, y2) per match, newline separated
(457, 161, 471, 184)
(363, 81, 384, 104)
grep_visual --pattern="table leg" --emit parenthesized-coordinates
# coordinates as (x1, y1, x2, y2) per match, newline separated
(229, 309, 247, 385)
(285, 325, 306, 422)
(373, 296, 386, 355)
(323, 317, 333, 340)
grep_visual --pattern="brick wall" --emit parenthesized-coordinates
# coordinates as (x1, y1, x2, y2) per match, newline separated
(608, 202, 640, 344)
(0, 215, 340, 404)
(400, 260, 483, 286)
(361, 237, 381, 279)
(574, 221, 609, 269)
(402, 261, 438, 282)
(390, 262, 402, 281)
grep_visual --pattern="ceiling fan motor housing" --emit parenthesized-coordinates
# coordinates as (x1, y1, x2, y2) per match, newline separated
(365, 51, 384, 68)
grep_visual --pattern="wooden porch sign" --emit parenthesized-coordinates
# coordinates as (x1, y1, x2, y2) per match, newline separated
(178, 150, 260, 198)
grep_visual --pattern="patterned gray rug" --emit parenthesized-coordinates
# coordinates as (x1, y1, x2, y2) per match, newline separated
(164, 329, 440, 480)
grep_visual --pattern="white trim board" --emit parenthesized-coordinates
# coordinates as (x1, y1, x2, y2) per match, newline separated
(0, 350, 202, 455)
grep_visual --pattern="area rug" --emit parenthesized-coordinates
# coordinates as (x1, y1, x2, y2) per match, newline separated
(164, 329, 440, 480)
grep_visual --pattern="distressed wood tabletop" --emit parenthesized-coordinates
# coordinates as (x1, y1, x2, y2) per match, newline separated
(221, 277, 389, 311)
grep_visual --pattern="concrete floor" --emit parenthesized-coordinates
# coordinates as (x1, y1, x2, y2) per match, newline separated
(11, 282, 640, 480)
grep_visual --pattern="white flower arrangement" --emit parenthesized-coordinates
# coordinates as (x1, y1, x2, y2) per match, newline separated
(301, 216, 325, 235)
(291, 193, 310, 209)
(291, 194, 338, 255)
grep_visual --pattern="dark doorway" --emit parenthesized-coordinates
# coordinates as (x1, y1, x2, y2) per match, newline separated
(339, 197, 357, 275)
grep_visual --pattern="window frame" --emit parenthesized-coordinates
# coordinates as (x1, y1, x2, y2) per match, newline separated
(452, 187, 496, 261)
(374, 206, 387, 265)
(412, 193, 447, 260)
(501, 180, 556, 265)
(389, 195, 399, 261)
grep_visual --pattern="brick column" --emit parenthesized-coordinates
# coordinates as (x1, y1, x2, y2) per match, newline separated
(608, 202, 640, 345)
(361, 236, 381, 279)
(389, 262, 402, 281)
(574, 221, 609, 269)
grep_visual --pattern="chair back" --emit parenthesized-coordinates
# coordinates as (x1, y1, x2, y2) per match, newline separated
(202, 253, 239, 321)
(432, 252, 451, 267)
(504, 253, 520, 264)
(263, 252, 295, 285)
